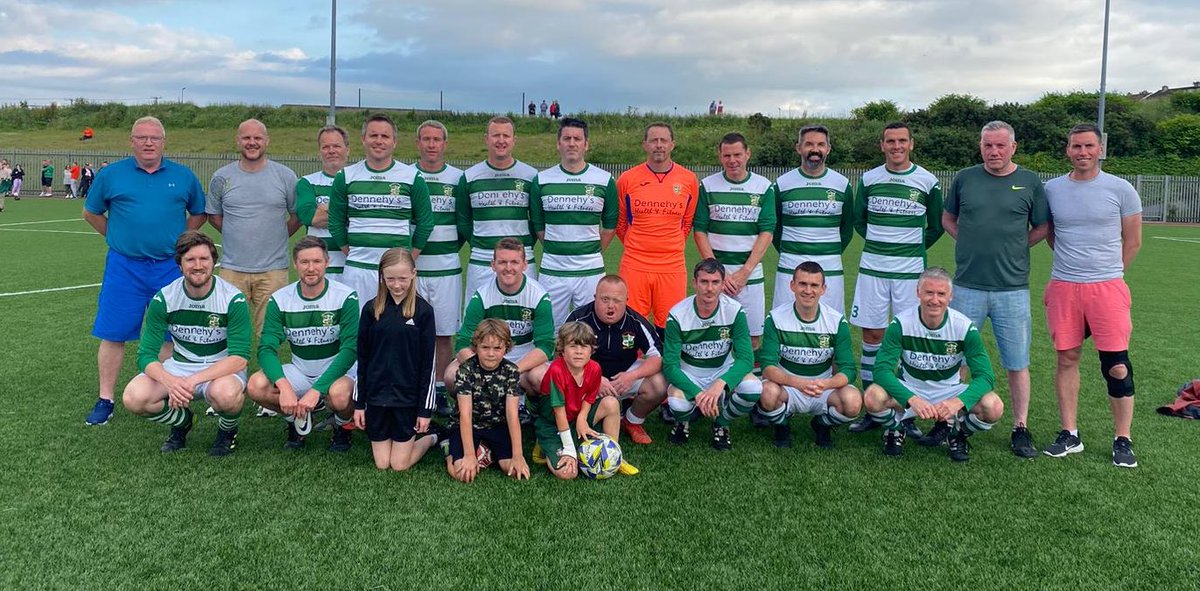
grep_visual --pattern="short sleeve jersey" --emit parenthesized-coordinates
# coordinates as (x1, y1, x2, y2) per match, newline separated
(695, 171, 777, 283)
(205, 160, 298, 273)
(84, 157, 206, 260)
(1044, 171, 1142, 283)
(945, 165, 1048, 291)
(530, 164, 618, 277)
(451, 357, 521, 430)
(539, 357, 601, 422)
(773, 167, 854, 276)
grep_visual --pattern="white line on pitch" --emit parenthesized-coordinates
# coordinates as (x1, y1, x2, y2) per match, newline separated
(0, 228, 96, 235)
(0, 283, 101, 297)
(0, 218, 85, 227)
(1152, 236, 1200, 244)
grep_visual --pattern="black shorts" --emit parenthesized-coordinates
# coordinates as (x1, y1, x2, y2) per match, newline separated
(365, 405, 418, 442)
(447, 425, 513, 462)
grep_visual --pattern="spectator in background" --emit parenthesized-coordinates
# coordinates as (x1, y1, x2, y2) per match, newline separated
(40, 159, 53, 196)
(540, 100, 548, 117)
(0, 159, 11, 212)
(528, 101, 537, 116)
(79, 162, 96, 200)
(709, 100, 717, 115)
(549, 100, 561, 119)
(10, 163, 23, 200)
(81, 127, 94, 141)
(63, 166, 74, 199)
(717, 100, 724, 115)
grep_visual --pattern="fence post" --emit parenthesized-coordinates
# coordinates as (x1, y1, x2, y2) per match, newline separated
(1163, 175, 1172, 223)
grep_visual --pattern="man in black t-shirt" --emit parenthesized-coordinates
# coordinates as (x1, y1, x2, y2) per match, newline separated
(566, 275, 667, 444)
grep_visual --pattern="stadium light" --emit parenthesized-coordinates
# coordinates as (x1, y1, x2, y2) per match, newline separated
(328, 0, 337, 125)
(1097, 0, 1111, 159)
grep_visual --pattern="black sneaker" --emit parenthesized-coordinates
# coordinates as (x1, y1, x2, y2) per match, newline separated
(750, 405, 771, 428)
(883, 429, 905, 456)
(901, 418, 924, 439)
(810, 416, 834, 449)
(669, 421, 690, 445)
(848, 416, 880, 433)
(1011, 426, 1038, 459)
(711, 425, 732, 451)
(1112, 437, 1137, 468)
(917, 421, 950, 447)
(948, 428, 970, 462)
(284, 421, 306, 450)
(1043, 430, 1084, 458)
(209, 428, 238, 457)
(773, 423, 793, 449)
(328, 424, 352, 453)
(160, 410, 194, 453)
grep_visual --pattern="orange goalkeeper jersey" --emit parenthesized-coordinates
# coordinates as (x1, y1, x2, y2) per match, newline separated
(615, 163, 699, 272)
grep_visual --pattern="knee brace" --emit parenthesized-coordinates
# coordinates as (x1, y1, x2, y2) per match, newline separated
(1099, 350, 1134, 397)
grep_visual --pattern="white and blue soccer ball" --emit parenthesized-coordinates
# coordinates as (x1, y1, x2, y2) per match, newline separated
(578, 434, 622, 480)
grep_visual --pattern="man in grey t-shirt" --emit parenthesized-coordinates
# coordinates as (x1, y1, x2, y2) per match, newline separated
(942, 120, 1049, 458)
(1041, 123, 1142, 469)
(207, 119, 300, 338)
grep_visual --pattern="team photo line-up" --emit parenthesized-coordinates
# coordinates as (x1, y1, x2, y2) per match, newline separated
(80, 110, 1142, 478)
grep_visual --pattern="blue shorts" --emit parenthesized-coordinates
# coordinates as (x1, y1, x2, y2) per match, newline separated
(949, 285, 1030, 371)
(92, 250, 180, 342)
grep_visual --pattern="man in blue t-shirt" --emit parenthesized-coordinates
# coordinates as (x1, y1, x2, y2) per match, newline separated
(82, 116, 208, 426)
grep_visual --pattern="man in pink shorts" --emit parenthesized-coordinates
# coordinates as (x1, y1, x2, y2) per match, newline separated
(1042, 123, 1142, 468)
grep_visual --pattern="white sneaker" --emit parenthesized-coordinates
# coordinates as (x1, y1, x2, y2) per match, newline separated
(256, 406, 278, 417)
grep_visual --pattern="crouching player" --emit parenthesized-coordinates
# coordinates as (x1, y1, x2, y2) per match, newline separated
(663, 258, 762, 451)
(121, 231, 250, 457)
(531, 321, 639, 478)
(248, 236, 358, 452)
(446, 319, 530, 483)
(758, 262, 861, 449)
(863, 267, 1004, 461)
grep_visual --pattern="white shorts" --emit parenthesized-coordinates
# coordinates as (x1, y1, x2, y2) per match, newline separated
(342, 265, 379, 310)
(540, 273, 602, 328)
(773, 273, 845, 315)
(280, 362, 357, 395)
(143, 358, 248, 400)
(733, 281, 765, 337)
(464, 263, 537, 301)
(850, 275, 917, 329)
(781, 385, 835, 416)
(417, 273, 463, 336)
(677, 365, 760, 398)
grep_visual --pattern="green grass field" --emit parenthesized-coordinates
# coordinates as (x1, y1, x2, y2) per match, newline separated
(2, 197, 1199, 590)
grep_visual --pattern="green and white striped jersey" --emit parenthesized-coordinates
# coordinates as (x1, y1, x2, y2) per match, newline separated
(854, 164, 944, 280)
(695, 172, 777, 283)
(454, 277, 555, 364)
(662, 294, 754, 398)
(328, 159, 433, 270)
(874, 306, 993, 408)
(530, 164, 618, 277)
(296, 171, 347, 272)
(773, 167, 854, 276)
(759, 301, 857, 383)
(459, 160, 538, 267)
(415, 163, 465, 277)
(258, 280, 359, 394)
(137, 276, 251, 372)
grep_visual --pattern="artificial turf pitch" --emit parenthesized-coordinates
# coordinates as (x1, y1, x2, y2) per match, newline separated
(2, 198, 1199, 590)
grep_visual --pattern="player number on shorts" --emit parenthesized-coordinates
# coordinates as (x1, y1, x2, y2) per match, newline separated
(851, 305, 859, 318)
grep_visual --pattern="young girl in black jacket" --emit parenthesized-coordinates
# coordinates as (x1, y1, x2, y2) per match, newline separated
(353, 248, 440, 471)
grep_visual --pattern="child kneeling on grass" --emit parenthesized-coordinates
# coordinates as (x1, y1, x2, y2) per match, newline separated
(532, 321, 639, 479)
(353, 248, 442, 471)
(445, 318, 530, 482)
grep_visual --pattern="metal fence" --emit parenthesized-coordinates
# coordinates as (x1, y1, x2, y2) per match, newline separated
(4, 148, 1198, 223)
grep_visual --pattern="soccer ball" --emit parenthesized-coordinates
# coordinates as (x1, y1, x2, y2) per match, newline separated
(476, 443, 493, 469)
(578, 435, 622, 480)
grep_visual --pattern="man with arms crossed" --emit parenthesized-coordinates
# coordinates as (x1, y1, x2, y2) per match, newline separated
(531, 117, 618, 327)
(566, 275, 668, 444)
(694, 132, 775, 349)
(848, 122, 943, 437)
(1042, 123, 1142, 468)
(772, 125, 854, 314)
(121, 231, 250, 457)
(412, 120, 467, 400)
(207, 119, 301, 337)
(863, 267, 1004, 462)
(458, 116, 538, 299)
(663, 258, 762, 451)
(329, 114, 434, 306)
(757, 262, 861, 449)
(942, 120, 1049, 458)
(296, 125, 351, 282)
(616, 122, 700, 332)
(247, 236, 359, 452)
(83, 116, 207, 426)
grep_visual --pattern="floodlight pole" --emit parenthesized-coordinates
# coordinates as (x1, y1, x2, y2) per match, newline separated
(327, 0, 337, 125)
(1097, 0, 1111, 157)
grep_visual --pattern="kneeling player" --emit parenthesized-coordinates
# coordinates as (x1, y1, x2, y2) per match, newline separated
(247, 237, 358, 452)
(530, 322, 639, 479)
(862, 268, 1004, 461)
(663, 258, 762, 451)
(121, 231, 250, 457)
(758, 262, 862, 449)
(445, 319, 530, 482)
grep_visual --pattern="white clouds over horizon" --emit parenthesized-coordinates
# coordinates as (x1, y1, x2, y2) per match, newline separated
(2, 0, 1197, 115)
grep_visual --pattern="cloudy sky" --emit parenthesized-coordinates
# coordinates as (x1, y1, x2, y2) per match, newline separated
(3, 0, 1198, 116)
